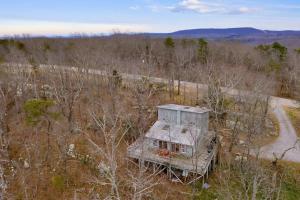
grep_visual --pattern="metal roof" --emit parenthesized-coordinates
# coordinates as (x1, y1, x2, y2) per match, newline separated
(157, 104, 210, 114)
(145, 121, 201, 146)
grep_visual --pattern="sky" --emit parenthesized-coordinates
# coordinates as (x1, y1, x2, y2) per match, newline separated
(0, 0, 300, 36)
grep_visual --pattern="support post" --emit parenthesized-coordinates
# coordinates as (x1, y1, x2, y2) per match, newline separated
(139, 159, 144, 168)
(206, 167, 209, 179)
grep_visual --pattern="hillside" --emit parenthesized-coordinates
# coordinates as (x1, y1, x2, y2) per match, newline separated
(0, 35, 300, 199)
(146, 27, 300, 46)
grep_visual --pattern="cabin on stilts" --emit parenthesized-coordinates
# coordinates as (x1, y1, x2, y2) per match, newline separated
(127, 104, 218, 184)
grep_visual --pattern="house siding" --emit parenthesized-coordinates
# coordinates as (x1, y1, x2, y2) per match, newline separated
(158, 109, 177, 124)
(147, 138, 194, 157)
(147, 105, 210, 158)
(181, 111, 209, 131)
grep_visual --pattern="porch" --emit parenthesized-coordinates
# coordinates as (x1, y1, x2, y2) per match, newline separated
(127, 131, 218, 183)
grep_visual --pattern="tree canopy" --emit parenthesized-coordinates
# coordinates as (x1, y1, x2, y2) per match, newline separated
(164, 37, 175, 49)
(24, 99, 59, 126)
(198, 38, 209, 64)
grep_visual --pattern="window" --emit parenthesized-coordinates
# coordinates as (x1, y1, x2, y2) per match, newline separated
(181, 144, 186, 153)
(162, 125, 170, 130)
(159, 141, 168, 149)
(189, 122, 195, 126)
(153, 140, 158, 147)
(171, 143, 180, 153)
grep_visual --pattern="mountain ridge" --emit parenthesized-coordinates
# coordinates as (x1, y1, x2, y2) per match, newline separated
(144, 27, 300, 45)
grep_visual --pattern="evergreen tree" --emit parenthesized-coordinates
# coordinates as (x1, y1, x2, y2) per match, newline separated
(164, 37, 175, 49)
(198, 38, 208, 64)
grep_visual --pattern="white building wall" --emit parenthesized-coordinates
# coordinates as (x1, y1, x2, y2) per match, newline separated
(147, 138, 157, 149)
(153, 106, 210, 157)
(185, 146, 193, 157)
(181, 111, 209, 130)
(181, 111, 197, 126)
(158, 109, 177, 124)
(199, 112, 209, 134)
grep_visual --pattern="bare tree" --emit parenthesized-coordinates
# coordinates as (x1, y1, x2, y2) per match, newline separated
(174, 39, 196, 95)
(52, 67, 84, 133)
(82, 76, 127, 199)
(272, 139, 300, 167)
(0, 83, 11, 199)
(127, 161, 161, 200)
(218, 156, 284, 200)
(87, 111, 125, 199)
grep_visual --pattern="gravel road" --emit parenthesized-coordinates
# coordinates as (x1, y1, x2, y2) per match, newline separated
(258, 98, 300, 162)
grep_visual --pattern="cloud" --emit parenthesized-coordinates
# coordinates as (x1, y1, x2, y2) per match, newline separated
(146, 3, 175, 12)
(171, 0, 223, 13)
(170, 0, 259, 15)
(229, 7, 259, 15)
(147, 5, 161, 12)
(0, 20, 151, 36)
(129, 6, 140, 10)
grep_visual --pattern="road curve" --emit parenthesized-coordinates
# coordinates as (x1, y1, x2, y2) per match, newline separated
(258, 98, 300, 162)
(2, 63, 300, 162)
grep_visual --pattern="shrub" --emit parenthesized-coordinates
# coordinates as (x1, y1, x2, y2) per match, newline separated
(51, 175, 65, 191)
(24, 99, 59, 125)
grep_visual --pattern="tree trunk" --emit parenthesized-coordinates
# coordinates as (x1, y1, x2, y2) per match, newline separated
(177, 79, 181, 95)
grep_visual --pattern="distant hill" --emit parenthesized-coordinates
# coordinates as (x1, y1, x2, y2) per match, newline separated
(170, 27, 265, 38)
(145, 27, 300, 46)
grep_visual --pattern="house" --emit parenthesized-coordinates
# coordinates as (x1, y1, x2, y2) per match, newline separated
(127, 104, 218, 183)
(144, 104, 209, 157)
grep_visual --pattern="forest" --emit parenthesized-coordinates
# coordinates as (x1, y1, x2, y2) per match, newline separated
(0, 35, 300, 199)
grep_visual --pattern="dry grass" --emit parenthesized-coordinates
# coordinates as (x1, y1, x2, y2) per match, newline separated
(3, 68, 289, 199)
(284, 107, 300, 137)
(4, 71, 194, 199)
(255, 112, 280, 146)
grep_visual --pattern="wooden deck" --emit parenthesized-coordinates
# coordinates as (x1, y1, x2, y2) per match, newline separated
(127, 132, 218, 176)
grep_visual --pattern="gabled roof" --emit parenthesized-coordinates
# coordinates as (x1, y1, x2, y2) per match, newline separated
(145, 121, 200, 146)
(157, 104, 210, 114)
